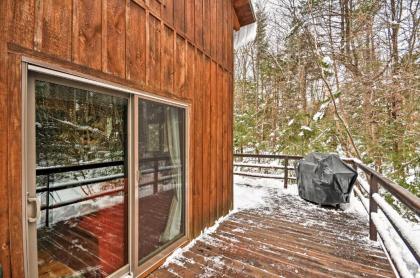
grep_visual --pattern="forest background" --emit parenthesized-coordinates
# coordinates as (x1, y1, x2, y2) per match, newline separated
(233, 0, 419, 209)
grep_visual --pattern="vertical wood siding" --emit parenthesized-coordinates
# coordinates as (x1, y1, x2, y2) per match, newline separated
(1, 0, 237, 276)
(202, 56, 211, 228)
(0, 0, 10, 275)
(147, 14, 161, 91)
(161, 25, 174, 94)
(127, 2, 147, 85)
(174, 35, 186, 98)
(72, 0, 103, 70)
(209, 61, 218, 222)
(174, 0, 185, 33)
(7, 53, 25, 278)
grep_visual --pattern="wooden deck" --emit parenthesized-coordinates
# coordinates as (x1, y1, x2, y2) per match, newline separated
(151, 189, 395, 278)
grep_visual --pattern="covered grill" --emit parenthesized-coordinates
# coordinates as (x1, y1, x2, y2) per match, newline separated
(295, 153, 357, 206)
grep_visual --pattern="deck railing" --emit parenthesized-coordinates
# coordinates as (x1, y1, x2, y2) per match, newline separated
(344, 157, 420, 277)
(233, 153, 420, 277)
(36, 155, 178, 227)
(233, 153, 302, 188)
(36, 160, 125, 227)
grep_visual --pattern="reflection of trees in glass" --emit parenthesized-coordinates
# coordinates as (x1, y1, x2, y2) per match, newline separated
(35, 80, 128, 185)
(140, 101, 167, 157)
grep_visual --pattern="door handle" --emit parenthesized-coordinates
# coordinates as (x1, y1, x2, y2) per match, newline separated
(27, 197, 41, 223)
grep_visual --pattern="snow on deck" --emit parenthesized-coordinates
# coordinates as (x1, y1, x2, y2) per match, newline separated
(152, 177, 395, 278)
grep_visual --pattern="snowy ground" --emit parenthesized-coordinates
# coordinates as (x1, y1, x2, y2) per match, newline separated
(159, 175, 419, 277)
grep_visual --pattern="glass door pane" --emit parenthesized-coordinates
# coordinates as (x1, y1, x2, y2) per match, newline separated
(138, 100, 186, 263)
(32, 79, 129, 277)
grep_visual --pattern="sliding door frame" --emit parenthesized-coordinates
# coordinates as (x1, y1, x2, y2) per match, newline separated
(21, 59, 191, 278)
(24, 70, 131, 278)
(132, 97, 189, 277)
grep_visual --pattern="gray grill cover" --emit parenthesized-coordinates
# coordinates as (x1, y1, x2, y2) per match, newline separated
(296, 153, 357, 205)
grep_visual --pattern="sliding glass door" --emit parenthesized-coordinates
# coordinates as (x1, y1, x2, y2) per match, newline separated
(137, 100, 186, 264)
(25, 69, 188, 278)
(27, 75, 129, 278)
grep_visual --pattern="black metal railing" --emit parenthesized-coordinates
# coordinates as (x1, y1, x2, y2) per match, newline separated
(36, 160, 126, 227)
(36, 155, 180, 227)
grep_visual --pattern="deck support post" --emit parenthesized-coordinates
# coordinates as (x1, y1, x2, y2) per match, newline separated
(284, 158, 288, 189)
(369, 174, 379, 241)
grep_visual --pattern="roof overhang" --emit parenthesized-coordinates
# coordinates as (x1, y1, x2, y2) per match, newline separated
(232, 0, 256, 30)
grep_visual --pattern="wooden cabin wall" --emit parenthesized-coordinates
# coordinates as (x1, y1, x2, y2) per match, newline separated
(0, 0, 236, 276)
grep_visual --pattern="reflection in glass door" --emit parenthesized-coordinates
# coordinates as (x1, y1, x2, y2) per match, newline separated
(137, 100, 186, 263)
(27, 77, 129, 277)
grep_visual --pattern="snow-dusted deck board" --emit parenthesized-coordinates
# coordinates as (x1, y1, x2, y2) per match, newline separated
(151, 192, 395, 278)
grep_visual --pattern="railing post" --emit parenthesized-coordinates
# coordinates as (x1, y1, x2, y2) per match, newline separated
(153, 159, 159, 194)
(351, 161, 357, 171)
(257, 150, 261, 173)
(369, 174, 378, 241)
(46, 174, 51, 227)
(352, 162, 358, 198)
(284, 158, 288, 189)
